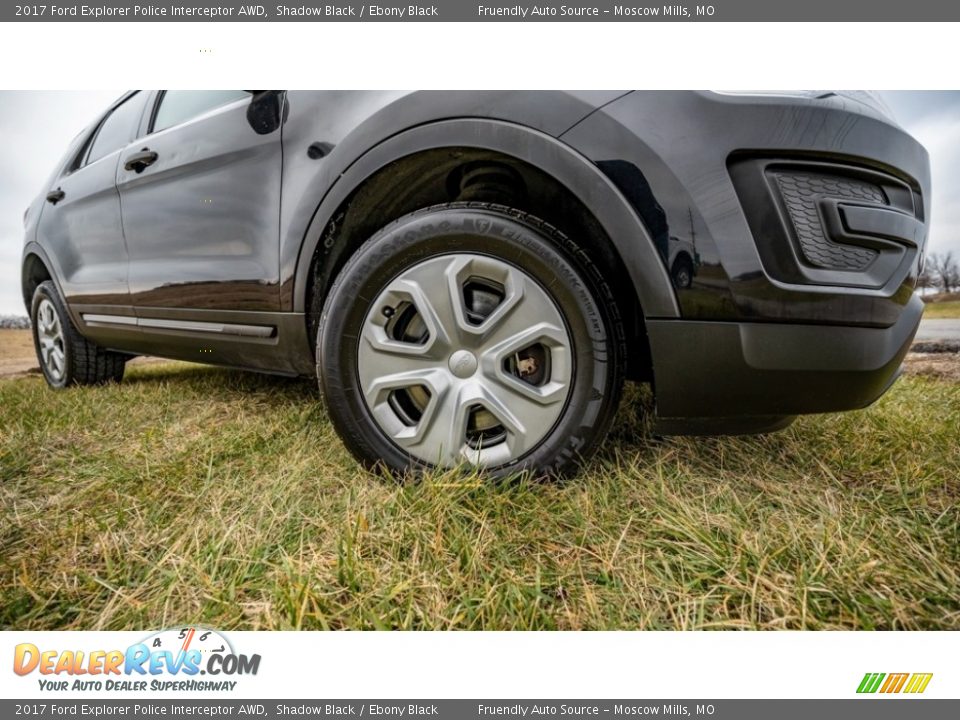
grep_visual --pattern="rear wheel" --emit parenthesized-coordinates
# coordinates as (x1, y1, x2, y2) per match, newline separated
(318, 203, 624, 477)
(30, 280, 126, 388)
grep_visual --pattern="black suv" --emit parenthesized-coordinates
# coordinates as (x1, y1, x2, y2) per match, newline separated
(21, 91, 929, 476)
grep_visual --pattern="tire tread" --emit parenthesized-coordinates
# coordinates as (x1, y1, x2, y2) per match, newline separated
(32, 280, 126, 387)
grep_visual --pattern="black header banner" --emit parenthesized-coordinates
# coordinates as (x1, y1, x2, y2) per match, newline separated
(6, 0, 960, 21)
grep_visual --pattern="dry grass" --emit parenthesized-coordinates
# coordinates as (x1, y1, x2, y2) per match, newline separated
(1, 357, 959, 630)
(922, 300, 960, 319)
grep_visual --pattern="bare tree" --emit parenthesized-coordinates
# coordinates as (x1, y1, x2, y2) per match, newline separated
(917, 261, 936, 295)
(927, 251, 959, 294)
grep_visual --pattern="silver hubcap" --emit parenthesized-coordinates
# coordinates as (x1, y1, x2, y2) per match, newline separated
(358, 253, 573, 468)
(36, 298, 66, 382)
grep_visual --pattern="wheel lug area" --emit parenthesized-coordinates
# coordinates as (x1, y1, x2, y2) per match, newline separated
(357, 251, 573, 468)
(447, 349, 479, 379)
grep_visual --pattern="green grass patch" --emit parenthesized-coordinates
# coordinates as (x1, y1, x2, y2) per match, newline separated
(1, 362, 958, 630)
(922, 300, 960, 319)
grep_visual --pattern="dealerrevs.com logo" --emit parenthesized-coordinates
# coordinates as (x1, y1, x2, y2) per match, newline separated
(13, 627, 261, 692)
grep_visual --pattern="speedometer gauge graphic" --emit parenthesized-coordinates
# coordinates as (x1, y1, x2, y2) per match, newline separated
(140, 627, 233, 660)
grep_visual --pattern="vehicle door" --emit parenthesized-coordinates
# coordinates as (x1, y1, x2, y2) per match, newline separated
(116, 91, 284, 319)
(36, 92, 148, 319)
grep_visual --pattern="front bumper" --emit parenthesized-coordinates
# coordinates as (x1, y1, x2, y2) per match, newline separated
(647, 292, 923, 434)
(561, 91, 930, 432)
(561, 90, 931, 328)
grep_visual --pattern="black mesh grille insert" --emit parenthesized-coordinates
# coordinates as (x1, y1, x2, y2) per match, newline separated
(773, 171, 886, 271)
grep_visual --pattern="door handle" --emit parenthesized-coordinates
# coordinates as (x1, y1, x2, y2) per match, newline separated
(123, 149, 159, 173)
(46, 188, 65, 204)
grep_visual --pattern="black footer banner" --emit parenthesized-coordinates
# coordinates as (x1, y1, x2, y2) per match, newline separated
(4, 700, 958, 720)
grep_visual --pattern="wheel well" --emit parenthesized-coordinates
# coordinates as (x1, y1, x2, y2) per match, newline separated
(21, 253, 52, 311)
(305, 148, 653, 380)
(672, 251, 693, 271)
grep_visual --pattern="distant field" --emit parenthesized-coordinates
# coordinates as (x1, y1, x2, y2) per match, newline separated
(923, 300, 960, 319)
(2, 342, 958, 631)
(0, 329, 37, 378)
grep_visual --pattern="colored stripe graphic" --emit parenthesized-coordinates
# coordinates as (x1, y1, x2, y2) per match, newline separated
(857, 672, 932, 694)
(904, 673, 933, 694)
(880, 673, 908, 693)
(857, 673, 885, 693)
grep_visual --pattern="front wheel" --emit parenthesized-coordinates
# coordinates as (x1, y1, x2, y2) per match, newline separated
(317, 204, 624, 477)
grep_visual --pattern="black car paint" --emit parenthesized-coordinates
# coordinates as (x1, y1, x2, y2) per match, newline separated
(118, 94, 283, 312)
(22, 90, 929, 434)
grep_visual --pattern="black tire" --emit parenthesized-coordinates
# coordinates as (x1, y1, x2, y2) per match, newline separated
(671, 256, 694, 289)
(317, 203, 625, 478)
(30, 280, 126, 389)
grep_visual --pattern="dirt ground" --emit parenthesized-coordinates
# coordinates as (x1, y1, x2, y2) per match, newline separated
(0, 329, 40, 378)
(0, 329, 163, 378)
(2, 328, 959, 381)
(903, 352, 960, 381)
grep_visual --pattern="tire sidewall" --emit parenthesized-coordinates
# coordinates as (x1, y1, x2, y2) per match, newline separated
(31, 281, 71, 389)
(318, 207, 617, 476)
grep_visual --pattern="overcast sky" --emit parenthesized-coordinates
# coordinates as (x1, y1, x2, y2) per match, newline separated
(0, 91, 122, 315)
(0, 90, 957, 316)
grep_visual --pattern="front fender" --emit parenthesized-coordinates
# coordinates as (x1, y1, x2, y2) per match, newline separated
(286, 118, 680, 322)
